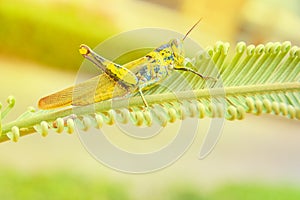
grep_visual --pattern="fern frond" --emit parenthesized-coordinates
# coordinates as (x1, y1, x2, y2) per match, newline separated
(1, 41, 299, 142)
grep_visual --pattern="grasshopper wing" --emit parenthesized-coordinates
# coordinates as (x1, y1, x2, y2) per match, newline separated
(38, 74, 129, 110)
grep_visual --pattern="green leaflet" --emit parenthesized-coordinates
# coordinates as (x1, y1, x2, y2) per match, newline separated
(0, 41, 299, 142)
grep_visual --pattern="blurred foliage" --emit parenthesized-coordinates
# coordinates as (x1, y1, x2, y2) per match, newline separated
(211, 182, 300, 200)
(1, 169, 300, 200)
(165, 182, 300, 200)
(0, 1, 116, 71)
(1, 0, 299, 71)
(238, 0, 300, 44)
(0, 169, 131, 200)
(165, 183, 206, 200)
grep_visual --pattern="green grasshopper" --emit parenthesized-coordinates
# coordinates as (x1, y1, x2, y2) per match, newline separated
(38, 19, 214, 110)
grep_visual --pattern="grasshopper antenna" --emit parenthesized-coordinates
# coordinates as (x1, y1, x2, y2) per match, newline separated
(182, 18, 203, 41)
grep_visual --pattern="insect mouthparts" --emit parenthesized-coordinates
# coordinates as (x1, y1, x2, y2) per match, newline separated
(79, 44, 91, 56)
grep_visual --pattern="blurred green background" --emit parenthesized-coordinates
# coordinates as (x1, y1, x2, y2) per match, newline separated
(0, 0, 300, 199)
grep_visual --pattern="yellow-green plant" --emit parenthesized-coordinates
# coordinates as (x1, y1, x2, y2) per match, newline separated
(0, 41, 299, 142)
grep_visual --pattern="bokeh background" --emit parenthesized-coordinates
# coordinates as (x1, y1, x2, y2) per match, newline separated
(0, 0, 300, 199)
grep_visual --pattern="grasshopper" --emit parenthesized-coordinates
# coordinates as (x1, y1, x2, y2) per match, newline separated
(38, 19, 214, 110)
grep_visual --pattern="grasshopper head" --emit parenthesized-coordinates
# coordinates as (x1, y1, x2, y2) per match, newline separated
(169, 19, 202, 67)
(170, 38, 185, 66)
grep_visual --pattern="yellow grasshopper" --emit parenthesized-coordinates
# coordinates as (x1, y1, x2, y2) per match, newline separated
(38, 19, 213, 110)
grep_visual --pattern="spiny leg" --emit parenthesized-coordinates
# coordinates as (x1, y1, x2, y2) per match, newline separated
(174, 66, 217, 81)
(137, 78, 161, 108)
(138, 88, 149, 108)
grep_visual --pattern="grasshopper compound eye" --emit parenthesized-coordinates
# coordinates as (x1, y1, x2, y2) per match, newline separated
(79, 44, 91, 56)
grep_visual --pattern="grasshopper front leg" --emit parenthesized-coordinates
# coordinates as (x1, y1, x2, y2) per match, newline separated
(174, 66, 217, 81)
(138, 88, 149, 108)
